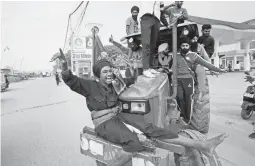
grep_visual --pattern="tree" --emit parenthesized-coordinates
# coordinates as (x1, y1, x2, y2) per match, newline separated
(104, 44, 124, 60)
(103, 44, 129, 67)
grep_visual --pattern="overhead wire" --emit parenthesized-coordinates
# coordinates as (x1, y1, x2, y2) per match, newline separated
(62, 1, 86, 51)
(72, 1, 90, 38)
(70, 1, 84, 15)
(63, 15, 71, 51)
(75, 1, 89, 37)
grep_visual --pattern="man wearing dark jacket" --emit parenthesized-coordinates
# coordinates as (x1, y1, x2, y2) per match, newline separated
(198, 24, 215, 58)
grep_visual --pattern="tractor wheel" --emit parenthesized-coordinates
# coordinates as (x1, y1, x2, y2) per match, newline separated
(174, 129, 222, 166)
(241, 108, 253, 120)
(96, 159, 132, 166)
(189, 78, 210, 133)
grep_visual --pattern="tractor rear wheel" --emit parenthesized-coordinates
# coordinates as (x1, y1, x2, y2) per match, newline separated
(189, 77, 210, 133)
(174, 129, 222, 166)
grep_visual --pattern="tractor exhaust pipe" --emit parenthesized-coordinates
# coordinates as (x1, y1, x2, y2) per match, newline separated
(169, 22, 178, 99)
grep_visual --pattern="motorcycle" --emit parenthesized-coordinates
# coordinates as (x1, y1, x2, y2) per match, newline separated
(241, 71, 255, 119)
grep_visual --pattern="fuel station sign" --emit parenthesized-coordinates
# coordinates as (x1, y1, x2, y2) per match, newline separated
(71, 36, 93, 77)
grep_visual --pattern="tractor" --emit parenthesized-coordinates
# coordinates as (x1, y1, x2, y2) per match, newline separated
(79, 21, 220, 166)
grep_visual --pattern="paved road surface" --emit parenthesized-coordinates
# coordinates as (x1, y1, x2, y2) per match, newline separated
(1, 73, 255, 166)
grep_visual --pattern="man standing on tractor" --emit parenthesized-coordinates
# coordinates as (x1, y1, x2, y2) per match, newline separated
(198, 24, 215, 58)
(176, 37, 226, 123)
(139, 1, 170, 78)
(165, 1, 188, 26)
(126, 6, 140, 35)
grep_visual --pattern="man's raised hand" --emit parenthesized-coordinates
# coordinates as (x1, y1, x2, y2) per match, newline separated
(50, 48, 66, 62)
(109, 35, 114, 43)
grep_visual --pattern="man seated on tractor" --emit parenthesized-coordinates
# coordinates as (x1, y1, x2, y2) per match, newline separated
(157, 43, 173, 84)
(190, 35, 211, 102)
(176, 37, 226, 124)
(109, 35, 143, 76)
(158, 43, 173, 70)
(51, 49, 228, 166)
(165, 1, 188, 27)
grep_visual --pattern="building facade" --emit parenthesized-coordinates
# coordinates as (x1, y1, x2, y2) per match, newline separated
(187, 16, 255, 71)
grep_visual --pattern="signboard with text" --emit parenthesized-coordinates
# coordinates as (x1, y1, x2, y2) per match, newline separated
(71, 36, 93, 77)
(86, 37, 93, 49)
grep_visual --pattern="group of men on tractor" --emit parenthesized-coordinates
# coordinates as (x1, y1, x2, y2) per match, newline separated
(50, 1, 228, 166)
(109, 1, 225, 124)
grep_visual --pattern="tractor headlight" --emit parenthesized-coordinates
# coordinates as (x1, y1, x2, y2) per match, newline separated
(121, 100, 150, 114)
(131, 102, 146, 113)
(182, 28, 189, 35)
(129, 38, 134, 43)
(132, 158, 155, 166)
(89, 140, 104, 156)
(132, 158, 145, 166)
(81, 137, 89, 150)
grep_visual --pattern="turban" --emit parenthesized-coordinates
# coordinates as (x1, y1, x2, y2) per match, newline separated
(93, 59, 112, 78)
(131, 6, 139, 13)
(158, 43, 169, 53)
(179, 36, 191, 46)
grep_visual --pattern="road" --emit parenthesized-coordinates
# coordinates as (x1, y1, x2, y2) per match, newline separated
(1, 73, 255, 166)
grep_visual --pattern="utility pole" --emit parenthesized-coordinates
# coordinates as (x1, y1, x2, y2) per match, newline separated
(19, 56, 24, 71)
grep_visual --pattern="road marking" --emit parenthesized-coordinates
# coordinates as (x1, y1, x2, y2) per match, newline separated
(1, 101, 69, 116)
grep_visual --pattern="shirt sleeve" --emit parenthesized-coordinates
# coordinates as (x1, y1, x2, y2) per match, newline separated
(165, 7, 172, 16)
(182, 8, 188, 20)
(126, 17, 131, 26)
(187, 52, 198, 63)
(61, 69, 91, 97)
(194, 56, 222, 72)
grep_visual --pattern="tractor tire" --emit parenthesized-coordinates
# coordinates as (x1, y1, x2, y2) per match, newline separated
(241, 108, 253, 120)
(189, 78, 210, 134)
(95, 159, 132, 166)
(174, 129, 222, 166)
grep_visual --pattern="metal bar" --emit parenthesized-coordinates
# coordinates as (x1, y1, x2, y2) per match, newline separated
(91, 28, 96, 78)
(170, 21, 178, 99)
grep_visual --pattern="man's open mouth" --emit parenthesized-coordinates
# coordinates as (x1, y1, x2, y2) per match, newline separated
(106, 76, 113, 82)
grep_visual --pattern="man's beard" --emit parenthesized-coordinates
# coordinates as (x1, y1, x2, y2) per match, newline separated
(132, 15, 138, 21)
(131, 46, 139, 51)
(181, 48, 189, 55)
(190, 42, 198, 52)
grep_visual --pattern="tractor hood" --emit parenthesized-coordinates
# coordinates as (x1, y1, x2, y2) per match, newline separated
(119, 73, 169, 101)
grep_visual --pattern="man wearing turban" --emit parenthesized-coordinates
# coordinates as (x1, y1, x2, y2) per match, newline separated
(50, 48, 228, 166)
(126, 6, 140, 35)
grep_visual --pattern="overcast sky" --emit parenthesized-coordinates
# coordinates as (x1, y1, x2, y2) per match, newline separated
(1, 1, 255, 71)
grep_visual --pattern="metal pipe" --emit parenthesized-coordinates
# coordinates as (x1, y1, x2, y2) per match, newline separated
(169, 21, 178, 99)
(91, 27, 96, 78)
